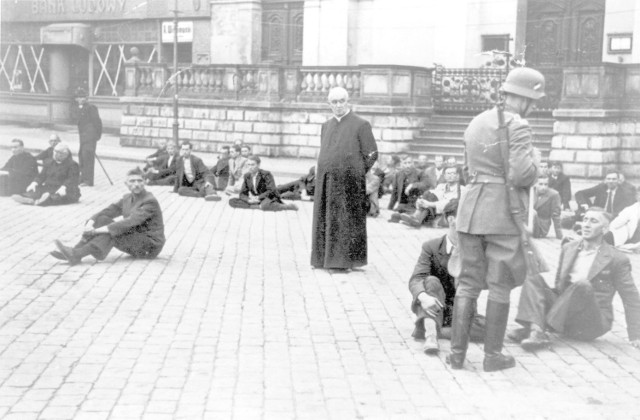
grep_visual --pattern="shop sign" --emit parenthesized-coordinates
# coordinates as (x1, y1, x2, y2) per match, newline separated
(161, 21, 193, 43)
(31, 0, 126, 15)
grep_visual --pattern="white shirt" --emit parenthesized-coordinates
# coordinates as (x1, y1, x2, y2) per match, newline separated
(333, 109, 350, 122)
(184, 157, 194, 182)
(569, 245, 600, 283)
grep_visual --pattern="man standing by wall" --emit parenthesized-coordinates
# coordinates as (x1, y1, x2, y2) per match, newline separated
(75, 87, 102, 187)
(449, 67, 544, 372)
(311, 87, 378, 271)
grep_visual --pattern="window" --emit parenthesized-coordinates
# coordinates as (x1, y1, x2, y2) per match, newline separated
(482, 34, 510, 53)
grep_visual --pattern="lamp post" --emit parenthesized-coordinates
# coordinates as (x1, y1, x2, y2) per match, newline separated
(172, 0, 179, 145)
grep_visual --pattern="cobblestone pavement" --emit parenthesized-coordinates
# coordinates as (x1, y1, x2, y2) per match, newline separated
(1, 153, 640, 420)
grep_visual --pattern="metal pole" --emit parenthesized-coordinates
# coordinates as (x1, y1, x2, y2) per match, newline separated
(172, 0, 179, 145)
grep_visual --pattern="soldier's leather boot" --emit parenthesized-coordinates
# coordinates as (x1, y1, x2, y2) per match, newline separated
(483, 300, 516, 372)
(446, 296, 476, 369)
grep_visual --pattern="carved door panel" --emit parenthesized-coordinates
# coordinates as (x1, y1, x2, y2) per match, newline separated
(262, 2, 303, 65)
(526, 0, 604, 66)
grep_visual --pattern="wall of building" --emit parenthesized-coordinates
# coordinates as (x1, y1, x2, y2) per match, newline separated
(463, 1, 518, 67)
(119, 98, 427, 158)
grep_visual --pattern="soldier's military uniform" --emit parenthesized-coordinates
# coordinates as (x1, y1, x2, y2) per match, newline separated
(449, 67, 545, 372)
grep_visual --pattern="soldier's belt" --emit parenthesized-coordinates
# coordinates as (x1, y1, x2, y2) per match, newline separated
(469, 174, 506, 184)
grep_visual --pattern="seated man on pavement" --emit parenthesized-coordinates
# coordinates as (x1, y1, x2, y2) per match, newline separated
(277, 166, 316, 201)
(13, 142, 80, 206)
(388, 155, 420, 218)
(143, 139, 169, 171)
(146, 141, 179, 186)
(509, 207, 640, 352)
(174, 141, 220, 201)
(51, 167, 165, 265)
(405, 155, 439, 198)
(228, 155, 298, 211)
(224, 145, 248, 195)
(34, 134, 61, 165)
(211, 145, 230, 190)
(548, 161, 572, 210)
(605, 186, 640, 252)
(531, 175, 563, 239)
(575, 171, 634, 220)
(408, 199, 485, 354)
(396, 165, 461, 227)
(2, 138, 38, 195)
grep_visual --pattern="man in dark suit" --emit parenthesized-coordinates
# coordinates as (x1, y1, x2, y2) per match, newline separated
(408, 199, 485, 355)
(2, 138, 38, 195)
(51, 168, 165, 265)
(388, 156, 420, 220)
(211, 146, 230, 190)
(407, 154, 442, 196)
(174, 141, 220, 201)
(277, 166, 316, 200)
(75, 87, 102, 187)
(34, 134, 61, 166)
(509, 207, 640, 351)
(575, 171, 634, 219)
(146, 142, 178, 186)
(548, 161, 571, 210)
(143, 139, 169, 171)
(229, 155, 297, 211)
(532, 176, 563, 239)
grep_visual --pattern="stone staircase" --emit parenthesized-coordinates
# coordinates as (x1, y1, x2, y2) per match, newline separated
(409, 113, 555, 161)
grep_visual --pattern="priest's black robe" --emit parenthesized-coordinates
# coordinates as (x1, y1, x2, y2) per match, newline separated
(311, 111, 378, 269)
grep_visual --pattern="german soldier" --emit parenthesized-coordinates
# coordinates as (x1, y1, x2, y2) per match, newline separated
(448, 68, 545, 372)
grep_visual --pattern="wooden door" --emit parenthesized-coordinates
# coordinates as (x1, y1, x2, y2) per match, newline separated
(262, 1, 304, 65)
(525, 0, 605, 66)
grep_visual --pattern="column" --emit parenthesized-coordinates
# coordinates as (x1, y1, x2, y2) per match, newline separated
(48, 47, 72, 122)
(302, 0, 350, 65)
(210, 0, 262, 64)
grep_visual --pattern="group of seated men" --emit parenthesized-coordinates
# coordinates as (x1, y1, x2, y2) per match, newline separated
(140, 139, 306, 211)
(2, 135, 81, 206)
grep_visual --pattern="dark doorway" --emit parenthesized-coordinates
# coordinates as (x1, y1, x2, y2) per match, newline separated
(261, 1, 304, 65)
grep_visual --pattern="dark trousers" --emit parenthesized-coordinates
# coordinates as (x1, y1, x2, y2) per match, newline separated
(23, 185, 78, 206)
(456, 232, 526, 304)
(7, 174, 31, 195)
(229, 197, 291, 211)
(148, 174, 177, 186)
(215, 175, 229, 191)
(77, 215, 162, 260)
(177, 177, 214, 197)
(412, 276, 485, 341)
(79, 144, 95, 186)
(516, 276, 610, 341)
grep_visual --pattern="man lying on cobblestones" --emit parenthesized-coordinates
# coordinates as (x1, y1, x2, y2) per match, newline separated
(277, 166, 315, 201)
(509, 207, 640, 351)
(174, 141, 220, 201)
(51, 167, 165, 265)
(408, 199, 485, 355)
(13, 142, 80, 206)
(229, 155, 298, 211)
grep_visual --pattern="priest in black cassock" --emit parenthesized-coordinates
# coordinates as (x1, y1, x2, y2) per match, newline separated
(311, 87, 378, 270)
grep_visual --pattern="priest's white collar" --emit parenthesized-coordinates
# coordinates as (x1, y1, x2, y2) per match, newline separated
(333, 109, 351, 122)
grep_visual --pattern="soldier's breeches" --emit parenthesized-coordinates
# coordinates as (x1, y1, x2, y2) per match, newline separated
(456, 232, 526, 304)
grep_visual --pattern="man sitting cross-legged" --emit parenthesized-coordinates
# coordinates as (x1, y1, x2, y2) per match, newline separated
(508, 207, 640, 352)
(408, 199, 485, 354)
(51, 168, 165, 265)
(13, 142, 80, 206)
(229, 155, 298, 211)
(388, 155, 420, 221)
(146, 141, 179, 186)
(2, 138, 38, 195)
(399, 165, 461, 228)
(174, 141, 220, 201)
(224, 145, 248, 196)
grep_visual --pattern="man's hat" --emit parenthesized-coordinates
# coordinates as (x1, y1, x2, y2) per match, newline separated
(500, 67, 546, 100)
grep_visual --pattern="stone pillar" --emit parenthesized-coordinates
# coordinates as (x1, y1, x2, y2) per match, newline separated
(48, 47, 71, 95)
(302, 0, 350, 65)
(549, 64, 640, 184)
(210, 0, 262, 64)
(48, 47, 72, 122)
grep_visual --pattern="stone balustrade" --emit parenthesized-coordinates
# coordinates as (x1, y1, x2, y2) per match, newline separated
(124, 63, 431, 107)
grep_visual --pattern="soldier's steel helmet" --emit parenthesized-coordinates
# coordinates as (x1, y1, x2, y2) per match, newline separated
(500, 67, 546, 100)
